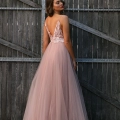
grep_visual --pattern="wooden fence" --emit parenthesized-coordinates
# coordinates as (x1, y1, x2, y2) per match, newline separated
(64, 0, 120, 120)
(0, 0, 45, 120)
(1, 0, 120, 120)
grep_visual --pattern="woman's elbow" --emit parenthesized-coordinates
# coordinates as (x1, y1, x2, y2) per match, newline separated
(64, 39, 71, 45)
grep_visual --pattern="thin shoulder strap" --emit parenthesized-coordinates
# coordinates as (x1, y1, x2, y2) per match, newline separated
(45, 22, 50, 35)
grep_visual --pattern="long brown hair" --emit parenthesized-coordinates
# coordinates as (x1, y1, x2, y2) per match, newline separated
(46, 0, 65, 17)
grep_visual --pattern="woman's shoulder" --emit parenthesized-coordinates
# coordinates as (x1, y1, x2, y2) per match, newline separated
(45, 15, 69, 24)
(59, 15, 69, 24)
(45, 16, 49, 22)
(60, 15, 69, 20)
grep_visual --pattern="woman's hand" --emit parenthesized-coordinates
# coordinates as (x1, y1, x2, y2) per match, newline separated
(73, 60, 77, 70)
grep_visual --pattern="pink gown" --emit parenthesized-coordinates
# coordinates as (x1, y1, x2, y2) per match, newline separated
(23, 20, 89, 120)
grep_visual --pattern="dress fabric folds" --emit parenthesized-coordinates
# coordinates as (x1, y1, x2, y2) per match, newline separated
(23, 20, 89, 120)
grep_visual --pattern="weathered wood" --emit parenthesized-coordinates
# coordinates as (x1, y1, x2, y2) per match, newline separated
(69, 18, 120, 46)
(41, 0, 45, 56)
(1, 0, 120, 120)
(0, 0, 44, 119)
(0, 0, 2, 118)
(0, 63, 2, 120)
(19, 0, 41, 8)
(65, 8, 120, 12)
(1, 62, 7, 120)
(1, 7, 120, 11)
(2, 11, 8, 57)
(0, 57, 40, 62)
(1, 57, 120, 63)
(0, 7, 42, 10)
(7, 10, 13, 57)
(0, 38, 40, 57)
(0, 7, 3, 56)
(6, 62, 12, 120)
(0, 11, 2, 38)
(80, 80, 120, 110)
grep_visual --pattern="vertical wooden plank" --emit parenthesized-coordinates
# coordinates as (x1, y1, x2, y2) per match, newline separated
(19, 62, 24, 120)
(34, 11, 39, 55)
(21, 63, 28, 118)
(17, 8, 23, 57)
(106, 101, 111, 120)
(68, 0, 73, 8)
(31, 11, 36, 55)
(91, 94, 98, 120)
(1, 63, 7, 120)
(78, 0, 84, 88)
(11, 63, 16, 119)
(12, 0, 17, 7)
(63, 0, 69, 16)
(14, 63, 21, 119)
(72, 26, 77, 58)
(71, 0, 79, 66)
(2, 0, 6, 7)
(28, 11, 33, 53)
(41, 0, 45, 56)
(87, 0, 93, 87)
(101, 100, 107, 120)
(96, 96, 102, 120)
(23, 11, 29, 57)
(101, 1, 109, 120)
(116, 108, 120, 120)
(6, 62, 12, 120)
(91, 0, 102, 119)
(98, 0, 105, 119)
(78, 0, 91, 118)
(94, 1, 102, 119)
(109, 0, 118, 119)
(0, 0, 3, 56)
(82, 89, 92, 120)
(102, 1, 113, 120)
(2, 10, 8, 57)
(20, 11, 25, 57)
(116, 0, 120, 119)
(92, 0, 98, 89)
(0, 63, 1, 119)
(87, 89, 93, 120)
(15, 9, 21, 57)
(7, 0, 13, 57)
(1, 4, 9, 119)
(18, 1, 24, 55)
(12, 9, 18, 56)
(36, 11, 41, 55)
(7, 0, 13, 7)
(0, 9, 2, 38)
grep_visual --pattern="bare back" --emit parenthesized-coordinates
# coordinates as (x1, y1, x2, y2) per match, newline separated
(45, 15, 64, 36)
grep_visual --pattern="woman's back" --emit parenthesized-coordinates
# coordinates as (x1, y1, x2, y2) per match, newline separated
(45, 15, 65, 36)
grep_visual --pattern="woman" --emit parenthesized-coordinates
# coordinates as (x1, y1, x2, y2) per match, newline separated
(23, 0, 89, 120)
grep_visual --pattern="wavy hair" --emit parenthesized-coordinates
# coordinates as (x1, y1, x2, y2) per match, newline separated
(46, 0, 65, 17)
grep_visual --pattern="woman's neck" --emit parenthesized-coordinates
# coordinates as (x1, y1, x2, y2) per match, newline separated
(54, 11, 61, 15)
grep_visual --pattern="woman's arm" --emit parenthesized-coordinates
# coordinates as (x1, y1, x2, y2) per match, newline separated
(61, 15, 77, 69)
(42, 23, 50, 54)
(62, 16, 76, 61)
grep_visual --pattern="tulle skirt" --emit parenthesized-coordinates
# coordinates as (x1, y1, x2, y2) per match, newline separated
(23, 42, 89, 120)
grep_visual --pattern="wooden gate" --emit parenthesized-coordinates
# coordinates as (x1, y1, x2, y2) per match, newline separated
(0, 0, 45, 120)
(64, 0, 120, 120)
(1, 0, 120, 120)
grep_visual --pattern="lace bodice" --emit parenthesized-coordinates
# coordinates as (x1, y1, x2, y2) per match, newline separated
(45, 21, 64, 43)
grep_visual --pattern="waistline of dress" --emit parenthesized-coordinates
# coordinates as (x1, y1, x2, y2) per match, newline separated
(50, 38, 64, 43)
